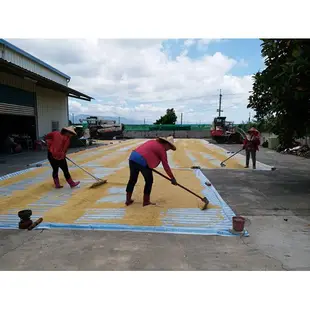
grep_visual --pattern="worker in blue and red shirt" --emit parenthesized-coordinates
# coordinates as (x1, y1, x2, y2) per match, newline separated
(125, 136, 178, 207)
(45, 126, 80, 189)
(243, 127, 260, 169)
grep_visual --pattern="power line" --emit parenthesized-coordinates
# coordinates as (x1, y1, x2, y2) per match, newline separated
(221, 93, 250, 96)
(119, 92, 250, 104)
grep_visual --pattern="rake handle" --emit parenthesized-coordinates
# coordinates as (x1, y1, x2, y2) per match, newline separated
(66, 156, 101, 181)
(152, 169, 204, 201)
(221, 148, 244, 165)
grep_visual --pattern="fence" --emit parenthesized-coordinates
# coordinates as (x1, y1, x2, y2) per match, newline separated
(124, 130, 212, 139)
(124, 124, 212, 131)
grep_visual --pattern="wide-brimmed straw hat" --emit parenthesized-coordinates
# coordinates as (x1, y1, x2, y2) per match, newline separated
(62, 126, 77, 136)
(158, 136, 176, 151)
(248, 127, 259, 136)
(248, 127, 258, 133)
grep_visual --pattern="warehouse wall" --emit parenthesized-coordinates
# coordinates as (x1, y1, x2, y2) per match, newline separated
(36, 86, 69, 137)
(1, 72, 69, 139)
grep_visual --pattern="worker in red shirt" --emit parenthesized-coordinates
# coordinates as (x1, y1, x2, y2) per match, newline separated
(45, 126, 80, 189)
(243, 127, 260, 169)
(126, 136, 178, 207)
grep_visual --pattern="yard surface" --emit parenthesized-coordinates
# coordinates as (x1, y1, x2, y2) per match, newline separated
(1, 139, 310, 270)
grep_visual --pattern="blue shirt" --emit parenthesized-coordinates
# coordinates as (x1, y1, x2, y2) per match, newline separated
(129, 151, 147, 167)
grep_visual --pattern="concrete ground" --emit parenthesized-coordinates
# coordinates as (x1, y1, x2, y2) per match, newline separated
(1, 142, 310, 270)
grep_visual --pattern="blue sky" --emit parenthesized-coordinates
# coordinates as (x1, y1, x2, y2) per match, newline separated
(162, 39, 263, 75)
(204, 39, 263, 75)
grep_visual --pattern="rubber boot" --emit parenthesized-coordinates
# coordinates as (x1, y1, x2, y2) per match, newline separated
(143, 194, 156, 207)
(125, 192, 134, 206)
(53, 177, 63, 189)
(67, 178, 80, 188)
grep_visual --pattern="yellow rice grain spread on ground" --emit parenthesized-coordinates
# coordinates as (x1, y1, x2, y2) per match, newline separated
(0, 139, 249, 227)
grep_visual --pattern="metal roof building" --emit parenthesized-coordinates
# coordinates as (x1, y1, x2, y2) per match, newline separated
(0, 39, 93, 151)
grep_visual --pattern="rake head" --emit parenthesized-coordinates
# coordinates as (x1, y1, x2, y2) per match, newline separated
(191, 166, 201, 169)
(220, 162, 226, 167)
(199, 197, 209, 210)
(90, 179, 108, 189)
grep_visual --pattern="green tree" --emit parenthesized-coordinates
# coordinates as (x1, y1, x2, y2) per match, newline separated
(248, 39, 310, 147)
(154, 108, 178, 125)
(237, 117, 275, 133)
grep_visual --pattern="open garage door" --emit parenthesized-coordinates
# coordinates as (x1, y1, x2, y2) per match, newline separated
(0, 114, 37, 154)
(0, 84, 37, 153)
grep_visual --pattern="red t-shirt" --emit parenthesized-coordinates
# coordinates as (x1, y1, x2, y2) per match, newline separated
(45, 131, 70, 160)
(243, 136, 260, 151)
(135, 140, 175, 179)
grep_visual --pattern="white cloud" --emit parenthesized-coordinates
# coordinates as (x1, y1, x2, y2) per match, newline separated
(197, 38, 212, 47)
(8, 39, 254, 123)
(184, 39, 196, 47)
(196, 38, 224, 51)
(69, 101, 88, 114)
(238, 58, 248, 68)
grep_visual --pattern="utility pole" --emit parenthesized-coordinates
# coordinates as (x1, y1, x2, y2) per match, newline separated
(217, 89, 223, 117)
(181, 113, 183, 125)
(144, 118, 146, 125)
(248, 112, 251, 123)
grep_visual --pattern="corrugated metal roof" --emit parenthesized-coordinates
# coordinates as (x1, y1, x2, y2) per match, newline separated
(0, 59, 93, 101)
(0, 39, 71, 80)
